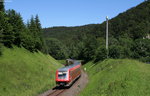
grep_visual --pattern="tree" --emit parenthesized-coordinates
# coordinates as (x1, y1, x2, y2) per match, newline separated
(6, 9, 26, 47)
(68, 43, 79, 59)
(0, 0, 5, 12)
(35, 15, 45, 52)
(20, 27, 35, 52)
(27, 16, 39, 51)
(82, 36, 99, 61)
(109, 37, 119, 46)
(46, 38, 68, 59)
(27, 15, 45, 52)
(132, 39, 150, 62)
(109, 45, 124, 59)
(35, 15, 42, 33)
(118, 37, 133, 58)
(0, 11, 14, 47)
(94, 45, 107, 62)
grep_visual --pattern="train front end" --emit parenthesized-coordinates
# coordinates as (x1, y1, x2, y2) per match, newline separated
(56, 69, 70, 86)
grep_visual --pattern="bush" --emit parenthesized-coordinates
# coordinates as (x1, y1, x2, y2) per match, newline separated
(94, 46, 107, 62)
(109, 45, 124, 59)
(132, 39, 150, 62)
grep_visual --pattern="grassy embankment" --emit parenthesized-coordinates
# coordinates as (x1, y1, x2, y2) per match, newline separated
(58, 60, 66, 65)
(80, 59, 150, 96)
(0, 46, 62, 96)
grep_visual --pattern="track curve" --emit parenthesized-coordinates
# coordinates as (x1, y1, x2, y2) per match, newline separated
(47, 89, 65, 96)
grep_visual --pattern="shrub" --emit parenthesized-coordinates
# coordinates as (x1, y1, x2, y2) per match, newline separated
(94, 45, 107, 62)
(109, 45, 124, 59)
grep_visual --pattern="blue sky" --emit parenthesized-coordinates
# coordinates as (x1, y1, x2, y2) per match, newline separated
(5, 0, 144, 28)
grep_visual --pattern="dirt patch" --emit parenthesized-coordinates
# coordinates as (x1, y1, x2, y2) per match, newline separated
(38, 70, 88, 96)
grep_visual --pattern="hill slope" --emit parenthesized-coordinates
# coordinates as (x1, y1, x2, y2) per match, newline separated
(0, 46, 62, 96)
(43, 24, 97, 44)
(80, 59, 150, 96)
(42, 1, 150, 61)
(43, 1, 150, 42)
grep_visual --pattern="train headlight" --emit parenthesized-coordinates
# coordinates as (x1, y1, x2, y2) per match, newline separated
(58, 72, 67, 75)
(58, 72, 63, 75)
(62, 72, 67, 74)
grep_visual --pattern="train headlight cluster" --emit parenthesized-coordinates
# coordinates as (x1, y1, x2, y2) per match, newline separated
(58, 72, 67, 75)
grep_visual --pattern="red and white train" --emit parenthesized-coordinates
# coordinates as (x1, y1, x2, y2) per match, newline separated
(56, 59, 81, 86)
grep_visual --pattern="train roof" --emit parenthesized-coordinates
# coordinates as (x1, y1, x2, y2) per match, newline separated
(66, 59, 74, 61)
(58, 61, 81, 72)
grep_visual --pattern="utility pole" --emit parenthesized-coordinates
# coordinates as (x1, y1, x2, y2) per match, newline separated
(106, 16, 109, 58)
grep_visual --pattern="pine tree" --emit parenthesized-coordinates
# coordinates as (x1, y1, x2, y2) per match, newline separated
(28, 16, 44, 51)
(21, 27, 35, 52)
(27, 16, 37, 51)
(0, 12, 14, 47)
(0, 0, 5, 12)
(6, 9, 26, 47)
(35, 15, 42, 33)
(29, 16, 37, 36)
(34, 15, 43, 51)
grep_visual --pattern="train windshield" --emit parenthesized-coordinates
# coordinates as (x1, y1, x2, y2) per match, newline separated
(58, 71, 67, 79)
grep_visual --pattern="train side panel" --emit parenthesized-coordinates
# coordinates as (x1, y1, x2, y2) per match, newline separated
(69, 64, 81, 83)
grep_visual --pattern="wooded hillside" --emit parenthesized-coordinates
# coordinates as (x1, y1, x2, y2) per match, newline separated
(43, 1, 150, 62)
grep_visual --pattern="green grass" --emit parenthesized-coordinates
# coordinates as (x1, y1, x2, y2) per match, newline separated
(80, 59, 150, 96)
(58, 60, 66, 65)
(0, 46, 62, 96)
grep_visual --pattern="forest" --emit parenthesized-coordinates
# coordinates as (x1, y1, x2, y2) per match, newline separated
(0, 0, 150, 63)
(43, 1, 150, 62)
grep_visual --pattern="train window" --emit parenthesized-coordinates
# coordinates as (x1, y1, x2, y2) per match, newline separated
(58, 72, 67, 79)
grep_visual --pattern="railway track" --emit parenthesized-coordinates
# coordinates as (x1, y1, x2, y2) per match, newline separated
(47, 89, 66, 96)
(47, 76, 80, 96)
